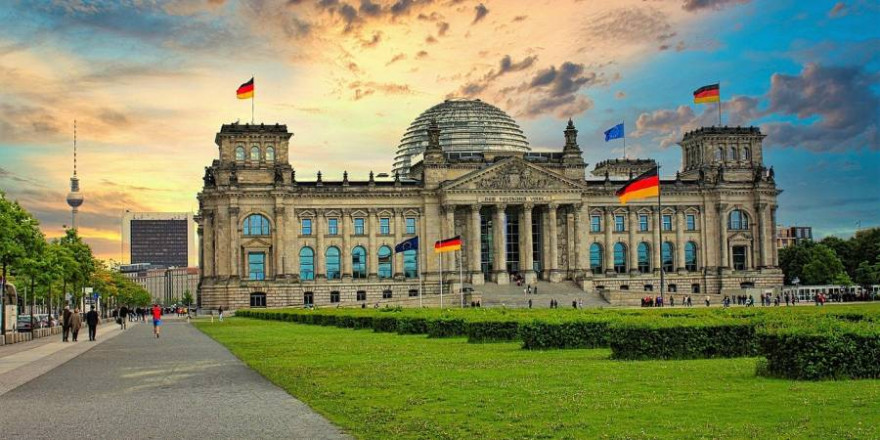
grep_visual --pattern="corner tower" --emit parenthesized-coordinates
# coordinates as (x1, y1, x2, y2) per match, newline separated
(678, 126, 767, 182)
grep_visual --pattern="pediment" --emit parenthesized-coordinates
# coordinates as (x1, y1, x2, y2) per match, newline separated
(444, 158, 584, 191)
(242, 236, 272, 247)
(728, 231, 753, 242)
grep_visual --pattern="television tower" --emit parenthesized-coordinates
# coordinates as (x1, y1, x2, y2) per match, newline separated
(66, 120, 84, 230)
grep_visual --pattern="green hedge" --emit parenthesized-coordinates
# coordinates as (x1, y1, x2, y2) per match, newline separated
(609, 318, 759, 360)
(426, 318, 466, 338)
(464, 320, 520, 343)
(521, 319, 612, 350)
(758, 320, 880, 380)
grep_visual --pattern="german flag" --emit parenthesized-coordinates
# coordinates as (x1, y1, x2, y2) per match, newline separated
(434, 236, 462, 253)
(693, 83, 720, 104)
(616, 167, 660, 205)
(237, 77, 254, 99)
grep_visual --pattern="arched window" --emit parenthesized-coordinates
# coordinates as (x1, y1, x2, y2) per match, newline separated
(685, 241, 698, 272)
(235, 145, 245, 161)
(243, 214, 270, 236)
(590, 243, 603, 274)
(729, 146, 738, 160)
(613, 243, 627, 274)
(742, 147, 751, 161)
(299, 247, 314, 281)
(378, 245, 393, 279)
(403, 249, 418, 279)
(250, 145, 260, 161)
(728, 209, 749, 230)
(637, 242, 650, 274)
(716, 146, 723, 161)
(661, 242, 674, 273)
(326, 247, 340, 280)
(266, 145, 275, 161)
(352, 246, 367, 279)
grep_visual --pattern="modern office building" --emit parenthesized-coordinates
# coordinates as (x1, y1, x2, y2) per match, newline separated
(196, 99, 783, 309)
(120, 264, 199, 305)
(776, 225, 813, 249)
(122, 212, 197, 268)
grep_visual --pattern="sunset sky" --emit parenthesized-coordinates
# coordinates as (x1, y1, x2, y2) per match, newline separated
(1, 0, 878, 262)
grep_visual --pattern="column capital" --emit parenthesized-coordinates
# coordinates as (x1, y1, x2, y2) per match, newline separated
(523, 202, 534, 210)
(756, 202, 768, 210)
(470, 204, 482, 213)
(547, 203, 558, 211)
(394, 207, 405, 215)
(274, 206, 285, 216)
(496, 203, 507, 212)
(716, 202, 728, 212)
(228, 206, 240, 216)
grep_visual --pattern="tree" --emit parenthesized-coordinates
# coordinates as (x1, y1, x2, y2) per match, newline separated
(59, 228, 95, 306)
(854, 256, 880, 288)
(779, 241, 815, 285)
(802, 244, 848, 285)
(0, 191, 44, 334)
(182, 290, 194, 306)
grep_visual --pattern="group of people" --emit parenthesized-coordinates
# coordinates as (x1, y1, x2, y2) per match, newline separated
(640, 295, 696, 307)
(110, 304, 166, 338)
(60, 305, 100, 342)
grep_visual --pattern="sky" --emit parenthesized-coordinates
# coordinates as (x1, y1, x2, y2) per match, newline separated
(0, 0, 878, 262)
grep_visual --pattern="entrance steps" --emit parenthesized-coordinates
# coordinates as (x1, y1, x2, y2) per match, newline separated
(477, 280, 609, 308)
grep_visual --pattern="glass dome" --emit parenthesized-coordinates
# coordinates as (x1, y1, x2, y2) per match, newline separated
(392, 98, 530, 175)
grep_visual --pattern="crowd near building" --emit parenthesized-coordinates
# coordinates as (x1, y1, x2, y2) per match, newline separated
(196, 98, 783, 309)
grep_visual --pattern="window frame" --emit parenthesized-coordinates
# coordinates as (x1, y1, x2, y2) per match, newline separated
(614, 215, 625, 232)
(662, 214, 673, 231)
(686, 214, 696, 231)
(638, 214, 649, 232)
(405, 217, 416, 234)
(354, 218, 365, 235)
(379, 217, 390, 235)
(301, 218, 312, 236)
(378, 245, 393, 279)
(590, 215, 601, 233)
(299, 247, 315, 281)
(352, 246, 367, 279)
(250, 145, 260, 161)
(248, 252, 266, 281)
(326, 246, 341, 280)
(328, 218, 338, 236)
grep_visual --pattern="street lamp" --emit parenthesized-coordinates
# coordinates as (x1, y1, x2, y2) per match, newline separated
(792, 276, 800, 304)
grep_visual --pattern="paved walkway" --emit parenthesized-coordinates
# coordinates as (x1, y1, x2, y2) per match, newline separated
(479, 280, 609, 308)
(0, 317, 350, 439)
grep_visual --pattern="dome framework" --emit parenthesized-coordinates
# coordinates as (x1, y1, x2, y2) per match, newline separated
(392, 98, 530, 176)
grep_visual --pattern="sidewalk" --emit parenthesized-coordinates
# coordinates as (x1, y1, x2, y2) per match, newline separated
(0, 320, 135, 396)
(0, 316, 350, 439)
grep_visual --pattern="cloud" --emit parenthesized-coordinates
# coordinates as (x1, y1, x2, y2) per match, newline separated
(415, 50, 428, 59)
(764, 63, 879, 151)
(359, 0, 382, 17)
(633, 96, 760, 147)
(515, 62, 600, 118)
(472, 3, 489, 24)
(512, 15, 527, 22)
(585, 7, 675, 46)
(361, 31, 382, 47)
(385, 53, 407, 65)
(454, 54, 538, 97)
(437, 21, 450, 36)
(349, 81, 414, 100)
(615, 91, 626, 99)
(681, 0, 750, 12)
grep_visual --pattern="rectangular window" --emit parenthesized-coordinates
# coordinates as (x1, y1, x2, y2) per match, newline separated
(301, 218, 312, 235)
(406, 217, 416, 234)
(662, 214, 673, 231)
(614, 215, 625, 232)
(639, 214, 649, 231)
(328, 218, 338, 235)
(248, 252, 265, 280)
(303, 292, 314, 306)
(356, 290, 367, 301)
(686, 214, 696, 231)
(354, 218, 365, 235)
(733, 246, 747, 271)
(590, 215, 601, 232)
(330, 291, 340, 303)
(380, 217, 390, 235)
(408, 289, 419, 297)
(382, 290, 392, 299)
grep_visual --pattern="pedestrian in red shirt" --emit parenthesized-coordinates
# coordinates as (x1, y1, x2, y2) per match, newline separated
(151, 304, 162, 338)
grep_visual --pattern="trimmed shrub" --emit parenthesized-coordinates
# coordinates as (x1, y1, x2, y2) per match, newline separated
(465, 320, 520, 343)
(521, 319, 612, 350)
(372, 315, 400, 333)
(397, 317, 429, 335)
(426, 318, 466, 338)
(609, 318, 758, 360)
(758, 320, 880, 380)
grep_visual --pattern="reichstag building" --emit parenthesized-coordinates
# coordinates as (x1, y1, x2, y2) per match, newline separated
(196, 98, 783, 309)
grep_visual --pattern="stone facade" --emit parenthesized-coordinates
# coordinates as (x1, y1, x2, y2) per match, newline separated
(197, 119, 783, 310)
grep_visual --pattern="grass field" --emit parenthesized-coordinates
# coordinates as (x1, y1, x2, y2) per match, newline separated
(196, 317, 880, 439)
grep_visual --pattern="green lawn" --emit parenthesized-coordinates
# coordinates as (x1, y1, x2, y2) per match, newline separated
(196, 318, 880, 439)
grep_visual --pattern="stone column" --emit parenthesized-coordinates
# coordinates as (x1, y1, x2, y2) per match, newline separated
(572, 203, 586, 279)
(566, 209, 575, 274)
(229, 206, 240, 279)
(603, 207, 613, 274)
(675, 207, 685, 272)
(315, 209, 325, 279)
(203, 212, 215, 278)
(274, 206, 285, 278)
(469, 205, 483, 285)
(652, 206, 661, 274)
(522, 203, 536, 284)
(394, 208, 403, 277)
(770, 205, 779, 267)
(493, 204, 508, 284)
(291, 210, 300, 280)
(628, 208, 638, 274)
(368, 208, 377, 279)
(341, 210, 351, 280)
(547, 204, 560, 282)
(718, 203, 729, 268)
(755, 202, 766, 268)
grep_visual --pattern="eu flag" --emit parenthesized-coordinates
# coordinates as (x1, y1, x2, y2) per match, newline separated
(604, 123, 624, 141)
(394, 236, 419, 253)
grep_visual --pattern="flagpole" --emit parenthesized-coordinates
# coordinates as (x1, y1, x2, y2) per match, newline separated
(458, 249, 464, 308)
(252, 75, 255, 124)
(439, 248, 444, 308)
(657, 164, 665, 303)
(418, 251, 423, 308)
(717, 81, 721, 126)
(622, 121, 626, 159)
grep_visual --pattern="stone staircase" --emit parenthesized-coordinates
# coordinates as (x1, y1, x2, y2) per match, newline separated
(476, 281, 609, 308)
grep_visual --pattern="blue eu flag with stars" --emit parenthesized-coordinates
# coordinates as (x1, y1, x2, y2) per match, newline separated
(604, 123, 624, 141)
(395, 236, 419, 253)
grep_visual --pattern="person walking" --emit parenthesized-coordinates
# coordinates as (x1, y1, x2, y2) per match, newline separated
(119, 305, 129, 330)
(218, 306, 224, 322)
(151, 303, 162, 338)
(61, 305, 72, 342)
(86, 305, 100, 341)
(70, 308, 82, 342)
